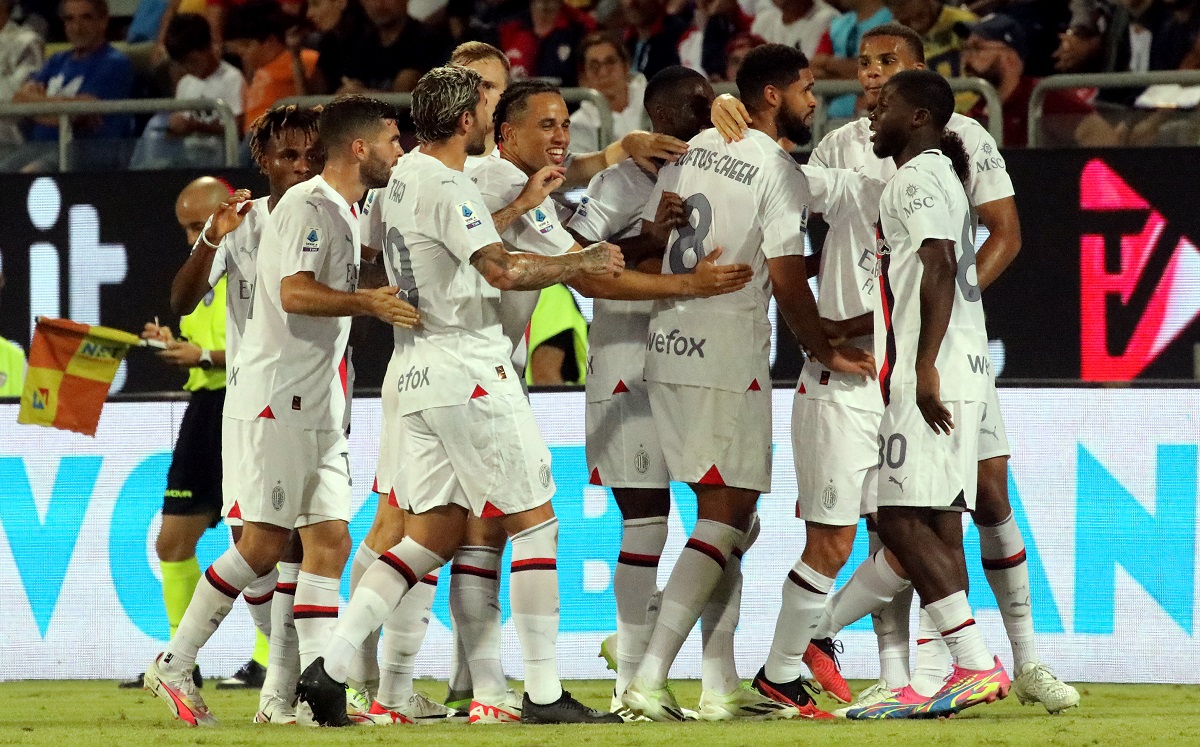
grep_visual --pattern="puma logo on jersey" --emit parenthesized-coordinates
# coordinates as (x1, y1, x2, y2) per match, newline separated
(647, 328, 705, 358)
(980, 426, 998, 439)
(888, 476, 907, 492)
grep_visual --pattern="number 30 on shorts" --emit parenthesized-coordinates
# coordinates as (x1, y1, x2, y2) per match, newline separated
(878, 433, 907, 469)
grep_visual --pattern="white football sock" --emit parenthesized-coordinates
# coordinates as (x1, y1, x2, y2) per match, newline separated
(295, 571, 340, 672)
(866, 530, 912, 687)
(978, 512, 1038, 669)
(637, 519, 741, 688)
(164, 547, 257, 672)
(321, 538, 442, 684)
(260, 562, 300, 705)
(242, 567, 277, 639)
(346, 543, 381, 688)
(764, 560, 834, 684)
(509, 518, 562, 705)
(910, 606, 952, 696)
(700, 515, 758, 695)
(924, 591, 994, 672)
(449, 546, 506, 702)
(614, 516, 668, 695)
(818, 550, 910, 639)
(377, 568, 439, 707)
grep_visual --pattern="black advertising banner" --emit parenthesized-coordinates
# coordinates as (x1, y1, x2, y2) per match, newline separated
(1, 153, 1197, 393)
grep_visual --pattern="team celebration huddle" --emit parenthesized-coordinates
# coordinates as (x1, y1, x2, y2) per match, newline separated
(142, 23, 1081, 729)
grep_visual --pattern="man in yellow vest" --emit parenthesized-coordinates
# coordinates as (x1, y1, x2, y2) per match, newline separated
(526, 284, 589, 386)
(121, 178, 270, 690)
(0, 271, 26, 397)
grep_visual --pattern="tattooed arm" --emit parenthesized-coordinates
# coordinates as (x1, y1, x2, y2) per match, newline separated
(470, 241, 624, 292)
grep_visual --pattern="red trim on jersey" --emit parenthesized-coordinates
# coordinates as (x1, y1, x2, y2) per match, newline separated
(798, 382, 807, 394)
(480, 500, 505, 518)
(698, 465, 725, 486)
(350, 203, 357, 218)
(878, 251, 897, 406)
(371, 476, 379, 494)
(258, 405, 275, 419)
(471, 384, 489, 399)
(747, 378, 761, 391)
(227, 501, 241, 520)
(588, 467, 602, 485)
(387, 488, 399, 508)
(612, 379, 630, 394)
(338, 357, 348, 395)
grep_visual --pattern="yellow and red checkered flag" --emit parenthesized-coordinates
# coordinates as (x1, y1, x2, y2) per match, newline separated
(17, 317, 140, 437)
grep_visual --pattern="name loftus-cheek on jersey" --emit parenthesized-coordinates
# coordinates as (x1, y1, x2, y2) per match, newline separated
(647, 328, 706, 357)
(675, 147, 761, 186)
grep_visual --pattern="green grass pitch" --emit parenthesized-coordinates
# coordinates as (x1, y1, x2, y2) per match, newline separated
(3, 679, 1200, 746)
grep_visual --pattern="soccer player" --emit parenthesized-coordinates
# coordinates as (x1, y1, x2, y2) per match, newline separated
(565, 65, 767, 721)
(143, 95, 415, 727)
(123, 177, 271, 693)
(294, 65, 625, 727)
(168, 105, 327, 723)
(714, 22, 1078, 715)
(844, 68, 1009, 719)
(620, 43, 876, 722)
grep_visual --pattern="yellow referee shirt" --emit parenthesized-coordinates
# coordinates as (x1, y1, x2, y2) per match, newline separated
(179, 276, 227, 392)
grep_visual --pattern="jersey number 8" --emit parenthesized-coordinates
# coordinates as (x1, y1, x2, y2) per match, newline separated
(386, 226, 419, 308)
(668, 193, 713, 275)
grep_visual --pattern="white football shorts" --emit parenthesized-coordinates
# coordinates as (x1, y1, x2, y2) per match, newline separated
(977, 380, 1011, 462)
(792, 396, 882, 526)
(876, 399, 982, 512)
(648, 381, 772, 494)
(586, 375, 669, 489)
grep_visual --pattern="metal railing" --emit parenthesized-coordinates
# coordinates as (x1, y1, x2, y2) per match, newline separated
(1028, 70, 1200, 147)
(0, 97, 240, 170)
(278, 88, 616, 151)
(715, 77, 1004, 148)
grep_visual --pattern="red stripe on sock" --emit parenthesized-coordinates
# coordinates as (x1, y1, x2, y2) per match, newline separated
(787, 570, 826, 595)
(293, 604, 339, 619)
(732, 547, 745, 561)
(450, 564, 499, 580)
(617, 551, 660, 567)
(205, 567, 240, 598)
(685, 538, 727, 569)
(420, 574, 439, 586)
(275, 583, 297, 595)
(511, 558, 556, 573)
(916, 638, 936, 645)
(981, 549, 1027, 571)
(380, 552, 418, 587)
(941, 618, 976, 637)
(244, 591, 274, 605)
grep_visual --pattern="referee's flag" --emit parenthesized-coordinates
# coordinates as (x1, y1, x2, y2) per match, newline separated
(17, 317, 139, 437)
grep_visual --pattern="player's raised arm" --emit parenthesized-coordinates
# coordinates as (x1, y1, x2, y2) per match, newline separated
(565, 130, 689, 184)
(490, 165, 566, 234)
(170, 182, 251, 314)
(469, 241, 623, 292)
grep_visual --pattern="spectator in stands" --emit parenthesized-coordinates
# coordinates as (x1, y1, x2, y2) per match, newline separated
(716, 29, 763, 80)
(0, 271, 25, 398)
(125, 0, 208, 68)
(334, 0, 448, 93)
(0, 0, 43, 147)
(959, 13, 1094, 145)
(677, 0, 751, 80)
(883, 0, 977, 78)
(11, 0, 135, 169)
(1054, 0, 1113, 71)
(224, 0, 316, 123)
(499, 0, 595, 84)
(447, 0, 525, 47)
(750, 0, 839, 57)
(621, 0, 691, 78)
(811, 0, 892, 117)
(962, 0, 1071, 76)
(302, 0, 367, 92)
(570, 31, 646, 151)
(131, 13, 246, 167)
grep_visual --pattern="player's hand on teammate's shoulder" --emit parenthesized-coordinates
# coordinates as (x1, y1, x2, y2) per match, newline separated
(819, 344, 876, 380)
(623, 131, 688, 174)
(579, 241, 625, 277)
(206, 188, 254, 245)
(359, 285, 422, 329)
(711, 94, 751, 143)
(687, 247, 753, 297)
(916, 363, 953, 435)
(515, 166, 566, 212)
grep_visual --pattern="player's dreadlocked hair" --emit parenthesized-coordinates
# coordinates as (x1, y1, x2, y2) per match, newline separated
(248, 104, 321, 167)
(886, 69, 970, 187)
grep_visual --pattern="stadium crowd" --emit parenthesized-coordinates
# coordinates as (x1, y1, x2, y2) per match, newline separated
(3, 0, 1200, 170)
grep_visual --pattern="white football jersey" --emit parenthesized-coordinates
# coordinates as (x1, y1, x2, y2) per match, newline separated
(876, 150, 990, 406)
(803, 112, 1013, 410)
(380, 150, 522, 417)
(642, 128, 810, 393)
(223, 175, 360, 429)
(470, 155, 577, 365)
(567, 159, 657, 399)
(206, 196, 269, 363)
